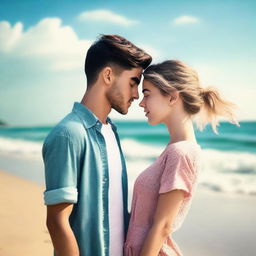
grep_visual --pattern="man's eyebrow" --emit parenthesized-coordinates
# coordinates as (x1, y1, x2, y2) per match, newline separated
(131, 77, 140, 85)
(142, 88, 150, 93)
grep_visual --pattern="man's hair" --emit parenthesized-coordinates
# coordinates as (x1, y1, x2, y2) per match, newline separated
(84, 34, 152, 87)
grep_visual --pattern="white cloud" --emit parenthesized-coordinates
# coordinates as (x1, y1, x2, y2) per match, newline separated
(137, 44, 161, 61)
(1, 18, 254, 125)
(0, 18, 92, 125)
(0, 21, 23, 52)
(173, 15, 200, 25)
(0, 18, 92, 71)
(0, 18, 161, 125)
(77, 9, 138, 26)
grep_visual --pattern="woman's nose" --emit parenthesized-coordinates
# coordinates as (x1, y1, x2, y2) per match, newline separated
(139, 99, 144, 107)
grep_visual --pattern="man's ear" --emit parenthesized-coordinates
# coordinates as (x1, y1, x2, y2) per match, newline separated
(102, 66, 115, 86)
(169, 90, 179, 105)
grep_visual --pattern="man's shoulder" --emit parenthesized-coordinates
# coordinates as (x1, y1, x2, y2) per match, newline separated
(44, 112, 86, 145)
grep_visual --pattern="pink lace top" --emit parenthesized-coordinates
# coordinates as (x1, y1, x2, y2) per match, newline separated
(124, 141, 201, 256)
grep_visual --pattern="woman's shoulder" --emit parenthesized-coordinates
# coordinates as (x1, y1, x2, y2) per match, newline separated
(165, 140, 201, 160)
(162, 141, 202, 178)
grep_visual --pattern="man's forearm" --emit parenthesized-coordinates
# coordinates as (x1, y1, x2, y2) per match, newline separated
(47, 220, 80, 256)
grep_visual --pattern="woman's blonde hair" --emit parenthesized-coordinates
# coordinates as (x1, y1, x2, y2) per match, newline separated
(143, 60, 239, 133)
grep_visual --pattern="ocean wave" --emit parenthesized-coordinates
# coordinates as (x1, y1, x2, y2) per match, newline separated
(122, 139, 256, 196)
(1, 137, 256, 195)
(198, 149, 256, 195)
(121, 139, 164, 159)
(0, 137, 42, 160)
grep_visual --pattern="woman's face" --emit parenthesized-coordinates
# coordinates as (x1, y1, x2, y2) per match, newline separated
(139, 80, 172, 125)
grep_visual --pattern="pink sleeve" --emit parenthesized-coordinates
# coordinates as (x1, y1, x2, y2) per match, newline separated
(159, 149, 196, 198)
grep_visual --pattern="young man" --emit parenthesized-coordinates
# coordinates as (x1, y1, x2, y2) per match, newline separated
(43, 35, 152, 256)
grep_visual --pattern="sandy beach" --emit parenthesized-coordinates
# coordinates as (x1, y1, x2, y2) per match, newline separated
(0, 165, 256, 256)
(0, 169, 52, 256)
(174, 190, 256, 256)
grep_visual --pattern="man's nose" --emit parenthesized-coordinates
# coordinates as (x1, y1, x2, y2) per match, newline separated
(133, 88, 139, 100)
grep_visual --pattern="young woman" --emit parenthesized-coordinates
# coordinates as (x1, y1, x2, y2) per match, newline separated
(124, 60, 238, 256)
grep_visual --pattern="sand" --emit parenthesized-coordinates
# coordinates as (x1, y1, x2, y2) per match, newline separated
(175, 190, 256, 255)
(0, 166, 256, 256)
(0, 169, 52, 256)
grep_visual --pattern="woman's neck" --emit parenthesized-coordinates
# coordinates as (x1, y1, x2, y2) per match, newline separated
(165, 116, 196, 144)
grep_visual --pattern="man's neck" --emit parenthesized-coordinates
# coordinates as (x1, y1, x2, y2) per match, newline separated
(80, 88, 111, 124)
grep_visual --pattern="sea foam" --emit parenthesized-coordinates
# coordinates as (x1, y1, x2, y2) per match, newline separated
(1, 137, 256, 195)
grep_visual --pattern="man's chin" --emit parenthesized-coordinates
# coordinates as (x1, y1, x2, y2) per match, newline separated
(119, 109, 128, 115)
(113, 106, 128, 115)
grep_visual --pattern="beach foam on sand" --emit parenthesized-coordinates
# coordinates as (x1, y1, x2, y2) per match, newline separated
(0, 169, 52, 256)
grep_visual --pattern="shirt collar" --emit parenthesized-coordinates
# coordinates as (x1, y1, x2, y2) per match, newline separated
(72, 102, 117, 131)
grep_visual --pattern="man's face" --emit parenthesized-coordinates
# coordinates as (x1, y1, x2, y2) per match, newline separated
(106, 67, 142, 114)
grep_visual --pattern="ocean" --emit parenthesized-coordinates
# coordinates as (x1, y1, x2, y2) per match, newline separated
(0, 121, 256, 196)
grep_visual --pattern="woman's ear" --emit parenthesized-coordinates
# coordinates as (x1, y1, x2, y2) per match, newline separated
(169, 91, 179, 105)
(102, 66, 115, 86)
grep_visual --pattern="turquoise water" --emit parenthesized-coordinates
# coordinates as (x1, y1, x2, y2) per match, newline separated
(116, 121, 256, 153)
(0, 121, 255, 153)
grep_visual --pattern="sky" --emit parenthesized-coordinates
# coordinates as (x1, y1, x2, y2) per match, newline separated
(0, 0, 255, 126)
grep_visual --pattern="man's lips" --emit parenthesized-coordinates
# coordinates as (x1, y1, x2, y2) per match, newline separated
(128, 99, 134, 106)
(145, 111, 150, 116)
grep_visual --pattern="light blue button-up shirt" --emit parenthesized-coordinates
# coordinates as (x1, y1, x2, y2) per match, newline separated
(43, 102, 129, 256)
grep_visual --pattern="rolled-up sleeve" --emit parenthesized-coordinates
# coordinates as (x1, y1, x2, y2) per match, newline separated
(42, 134, 79, 205)
(44, 187, 78, 205)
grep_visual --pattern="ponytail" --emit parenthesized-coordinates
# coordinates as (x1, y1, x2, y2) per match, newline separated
(196, 86, 239, 133)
